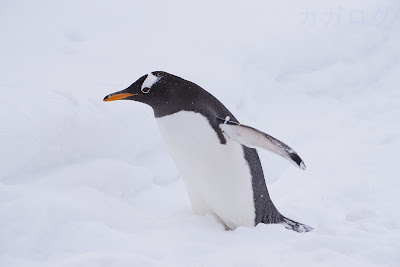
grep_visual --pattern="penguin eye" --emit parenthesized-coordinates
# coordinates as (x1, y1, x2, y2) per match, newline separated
(141, 87, 150, 94)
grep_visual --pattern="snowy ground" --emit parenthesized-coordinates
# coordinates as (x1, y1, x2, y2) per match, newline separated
(1, 0, 400, 266)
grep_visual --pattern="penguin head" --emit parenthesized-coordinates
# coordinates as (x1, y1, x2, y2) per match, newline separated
(103, 71, 166, 106)
(103, 71, 204, 116)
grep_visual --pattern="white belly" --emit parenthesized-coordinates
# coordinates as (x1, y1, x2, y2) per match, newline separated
(156, 111, 255, 229)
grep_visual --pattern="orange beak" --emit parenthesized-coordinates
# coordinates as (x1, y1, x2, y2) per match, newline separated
(103, 93, 137, 102)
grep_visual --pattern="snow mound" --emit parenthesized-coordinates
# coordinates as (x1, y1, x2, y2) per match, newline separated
(1, 0, 399, 266)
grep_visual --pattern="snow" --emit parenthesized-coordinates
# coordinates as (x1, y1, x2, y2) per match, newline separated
(1, 0, 399, 266)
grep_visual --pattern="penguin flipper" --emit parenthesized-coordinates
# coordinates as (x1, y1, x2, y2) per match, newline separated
(217, 118, 306, 170)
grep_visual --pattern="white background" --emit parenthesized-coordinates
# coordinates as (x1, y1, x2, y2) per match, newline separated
(1, 0, 399, 266)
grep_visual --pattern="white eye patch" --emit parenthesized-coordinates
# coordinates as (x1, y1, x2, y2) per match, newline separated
(141, 72, 159, 93)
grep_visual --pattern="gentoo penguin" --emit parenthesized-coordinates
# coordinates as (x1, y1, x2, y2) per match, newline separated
(104, 71, 312, 233)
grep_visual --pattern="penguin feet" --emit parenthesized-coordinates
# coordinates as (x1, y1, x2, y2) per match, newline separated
(281, 217, 313, 233)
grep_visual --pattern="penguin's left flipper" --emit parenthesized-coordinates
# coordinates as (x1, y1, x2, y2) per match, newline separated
(218, 118, 306, 170)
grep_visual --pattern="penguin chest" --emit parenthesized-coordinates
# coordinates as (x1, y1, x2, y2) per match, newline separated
(156, 111, 256, 229)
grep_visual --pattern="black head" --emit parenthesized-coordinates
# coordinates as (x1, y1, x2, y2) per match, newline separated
(104, 71, 238, 144)
(104, 71, 210, 117)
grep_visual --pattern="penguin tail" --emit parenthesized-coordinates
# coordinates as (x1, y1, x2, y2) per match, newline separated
(281, 216, 313, 233)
